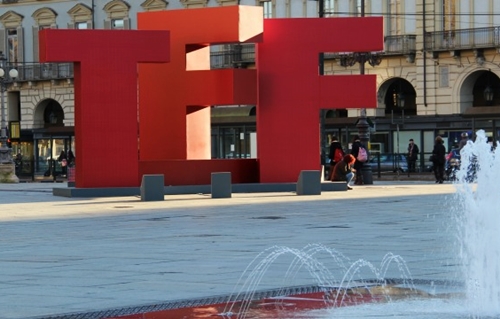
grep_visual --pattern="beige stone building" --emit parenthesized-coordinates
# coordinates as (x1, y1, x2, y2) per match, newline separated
(210, 0, 500, 172)
(317, 1, 500, 166)
(0, 0, 498, 177)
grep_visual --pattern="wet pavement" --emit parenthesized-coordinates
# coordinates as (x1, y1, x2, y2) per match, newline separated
(0, 181, 460, 319)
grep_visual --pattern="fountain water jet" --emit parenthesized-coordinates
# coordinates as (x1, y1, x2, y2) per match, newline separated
(453, 129, 500, 316)
(222, 244, 421, 319)
(222, 144, 500, 319)
(88, 136, 500, 319)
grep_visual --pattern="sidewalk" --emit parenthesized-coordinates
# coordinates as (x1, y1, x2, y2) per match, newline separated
(19, 170, 438, 184)
(0, 181, 458, 319)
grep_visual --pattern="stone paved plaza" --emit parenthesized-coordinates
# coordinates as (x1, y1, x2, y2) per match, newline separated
(0, 181, 460, 319)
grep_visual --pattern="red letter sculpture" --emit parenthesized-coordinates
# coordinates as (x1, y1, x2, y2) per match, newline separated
(39, 7, 383, 189)
(39, 29, 170, 188)
(257, 18, 382, 182)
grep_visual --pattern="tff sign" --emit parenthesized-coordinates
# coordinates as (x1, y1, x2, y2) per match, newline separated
(39, 6, 382, 188)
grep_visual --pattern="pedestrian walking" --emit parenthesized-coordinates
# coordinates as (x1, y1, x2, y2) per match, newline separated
(431, 136, 446, 183)
(407, 138, 419, 172)
(350, 135, 367, 185)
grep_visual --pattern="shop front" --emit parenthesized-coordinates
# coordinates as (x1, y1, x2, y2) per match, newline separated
(32, 127, 74, 179)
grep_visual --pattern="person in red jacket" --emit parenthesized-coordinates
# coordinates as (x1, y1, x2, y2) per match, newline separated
(332, 154, 356, 190)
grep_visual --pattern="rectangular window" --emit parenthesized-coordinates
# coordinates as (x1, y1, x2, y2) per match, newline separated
(443, 0, 456, 31)
(324, 0, 335, 16)
(7, 29, 18, 64)
(261, 1, 272, 19)
(9, 121, 20, 139)
(356, 0, 361, 16)
(388, 0, 401, 35)
(440, 66, 449, 87)
(442, 0, 456, 45)
(75, 22, 88, 29)
(112, 19, 124, 29)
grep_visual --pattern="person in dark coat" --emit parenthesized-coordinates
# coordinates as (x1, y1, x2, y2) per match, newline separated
(407, 138, 419, 172)
(57, 150, 68, 176)
(328, 136, 344, 180)
(332, 154, 356, 190)
(458, 132, 470, 151)
(431, 135, 446, 183)
(350, 135, 365, 185)
(67, 150, 75, 167)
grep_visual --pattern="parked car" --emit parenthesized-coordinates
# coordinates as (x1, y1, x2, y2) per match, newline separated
(369, 154, 408, 173)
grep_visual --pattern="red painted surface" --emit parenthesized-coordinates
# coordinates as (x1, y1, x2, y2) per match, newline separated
(137, 6, 262, 163)
(39, 29, 170, 188)
(106, 291, 385, 319)
(39, 7, 383, 188)
(257, 18, 383, 183)
(138, 159, 258, 185)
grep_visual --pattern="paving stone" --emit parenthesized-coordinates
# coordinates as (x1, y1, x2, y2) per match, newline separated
(0, 181, 458, 319)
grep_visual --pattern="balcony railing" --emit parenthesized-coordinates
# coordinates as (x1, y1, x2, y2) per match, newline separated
(209, 34, 418, 68)
(8, 62, 74, 82)
(425, 26, 500, 51)
(324, 34, 415, 63)
(210, 44, 255, 69)
(384, 35, 416, 55)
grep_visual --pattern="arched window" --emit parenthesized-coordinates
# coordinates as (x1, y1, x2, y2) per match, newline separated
(68, 4, 93, 29)
(180, 0, 208, 8)
(141, 0, 168, 11)
(103, 0, 131, 29)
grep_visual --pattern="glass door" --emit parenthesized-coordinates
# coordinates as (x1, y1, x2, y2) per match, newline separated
(35, 138, 70, 177)
(36, 139, 52, 176)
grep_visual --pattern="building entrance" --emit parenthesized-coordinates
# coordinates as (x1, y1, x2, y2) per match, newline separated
(33, 131, 74, 178)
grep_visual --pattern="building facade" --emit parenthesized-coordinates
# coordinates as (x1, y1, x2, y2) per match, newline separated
(212, 0, 500, 173)
(0, 0, 499, 177)
(321, 0, 500, 172)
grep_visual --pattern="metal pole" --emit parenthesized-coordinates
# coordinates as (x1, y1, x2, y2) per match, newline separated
(0, 51, 19, 183)
(0, 55, 9, 163)
(396, 123, 400, 178)
(91, 0, 95, 29)
(318, 0, 326, 178)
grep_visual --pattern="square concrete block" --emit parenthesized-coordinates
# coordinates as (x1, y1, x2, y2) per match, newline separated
(211, 172, 232, 198)
(296, 170, 321, 195)
(141, 174, 164, 201)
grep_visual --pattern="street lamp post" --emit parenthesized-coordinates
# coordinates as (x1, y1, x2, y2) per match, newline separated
(356, 0, 374, 185)
(0, 52, 19, 183)
(392, 91, 405, 177)
(317, 0, 327, 179)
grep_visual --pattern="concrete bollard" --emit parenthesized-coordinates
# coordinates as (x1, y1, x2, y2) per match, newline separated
(211, 172, 231, 198)
(140, 174, 164, 201)
(296, 170, 321, 195)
